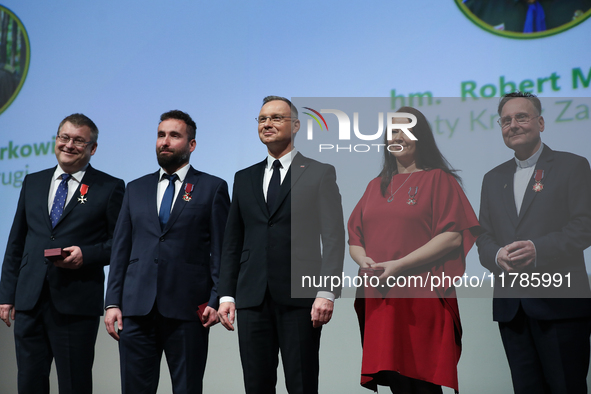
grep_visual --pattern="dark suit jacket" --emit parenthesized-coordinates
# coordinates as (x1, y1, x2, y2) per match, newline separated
(219, 152, 345, 309)
(477, 144, 591, 322)
(105, 166, 230, 321)
(0, 165, 125, 316)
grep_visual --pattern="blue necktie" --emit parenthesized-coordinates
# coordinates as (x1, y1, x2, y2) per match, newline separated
(266, 160, 282, 212)
(159, 173, 178, 229)
(50, 173, 71, 228)
(523, 1, 546, 33)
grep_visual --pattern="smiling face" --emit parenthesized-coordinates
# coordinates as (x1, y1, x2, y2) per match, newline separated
(156, 118, 196, 173)
(258, 100, 300, 158)
(54, 121, 97, 173)
(388, 117, 417, 166)
(500, 97, 544, 160)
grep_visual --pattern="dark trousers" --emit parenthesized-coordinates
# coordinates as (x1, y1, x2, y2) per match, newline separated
(14, 283, 99, 394)
(499, 305, 591, 394)
(118, 305, 209, 394)
(237, 294, 322, 394)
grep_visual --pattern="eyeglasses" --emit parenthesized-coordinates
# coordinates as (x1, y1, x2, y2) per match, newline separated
(56, 134, 94, 147)
(256, 115, 293, 125)
(497, 113, 540, 129)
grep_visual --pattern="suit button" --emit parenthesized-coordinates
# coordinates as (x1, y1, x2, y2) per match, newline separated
(50, 236, 55, 241)
(160, 237, 165, 242)
(154, 259, 158, 264)
(269, 222, 274, 227)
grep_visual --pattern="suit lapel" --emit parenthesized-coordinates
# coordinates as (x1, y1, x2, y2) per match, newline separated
(517, 145, 554, 224)
(43, 167, 57, 230)
(163, 166, 200, 233)
(250, 160, 269, 217)
(498, 160, 519, 228)
(149, 171, 161, 228)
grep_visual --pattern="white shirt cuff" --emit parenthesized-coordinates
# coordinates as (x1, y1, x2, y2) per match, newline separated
(316, 291, 335, 302)
(219, 296, 235, 304)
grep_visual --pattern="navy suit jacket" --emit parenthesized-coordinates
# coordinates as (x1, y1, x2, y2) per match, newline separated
(477, 145, 591, 322)
(105, 165, 230, 321)
(0, 165, 125, 316)
(219, 152, 345, 309)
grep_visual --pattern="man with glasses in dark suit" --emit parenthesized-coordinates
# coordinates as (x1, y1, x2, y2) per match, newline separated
(0, 113, 125, 394)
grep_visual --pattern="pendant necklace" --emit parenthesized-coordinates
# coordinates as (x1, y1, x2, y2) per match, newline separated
(387, 172, 413, 203)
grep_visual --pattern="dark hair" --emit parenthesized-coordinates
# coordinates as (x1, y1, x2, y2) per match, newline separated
(498, 91, 542, 116)
(379, 106, 461, 196)
(57, 113, 98, 142)
(262, 95, 299, 119)
(160, 110, 197, 140)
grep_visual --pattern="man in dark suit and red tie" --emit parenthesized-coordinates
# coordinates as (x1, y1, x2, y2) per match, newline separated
(104, 110, 230, 394)
(477, 92, 591, 393)
(218, 96, 345, 394)
(0, 113, 125, 394)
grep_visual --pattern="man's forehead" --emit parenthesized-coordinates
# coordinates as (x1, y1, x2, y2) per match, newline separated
(61, 122, 90, 135)
(260, 100, 290, 114)
(501, 98, 535, 115)
(158, 118, 186, 131)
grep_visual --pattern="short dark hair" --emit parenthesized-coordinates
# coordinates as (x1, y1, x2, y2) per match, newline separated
(262, 96, 299, 119)
(379, 106, 461, 196)
(160, 110, 197, 140)
(498, 91, 542, 116)
(57, 113, 98, 142)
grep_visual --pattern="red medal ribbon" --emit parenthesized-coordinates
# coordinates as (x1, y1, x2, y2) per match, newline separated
(182, 183, 194, 201)
(532, 169, 544, 192)
(80, 184, 89, 196)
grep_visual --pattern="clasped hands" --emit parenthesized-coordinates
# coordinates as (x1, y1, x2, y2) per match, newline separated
(360, 256, 405, 282)
(497, 240, 536, 273)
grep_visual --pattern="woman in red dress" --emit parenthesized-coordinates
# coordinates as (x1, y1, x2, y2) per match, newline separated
(348, 107, 480, 393)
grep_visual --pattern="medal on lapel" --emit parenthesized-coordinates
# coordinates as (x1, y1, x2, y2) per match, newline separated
(407, 186, 418, 205)
(182, 183, 194, 201)
(77, 184, 89, 204)
(532, 169, 544, 192)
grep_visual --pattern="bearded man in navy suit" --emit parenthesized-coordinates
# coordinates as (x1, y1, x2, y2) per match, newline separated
(0, 113, 125, 394)
(477, 92, 591, 393)
(104, 110, 230, 394)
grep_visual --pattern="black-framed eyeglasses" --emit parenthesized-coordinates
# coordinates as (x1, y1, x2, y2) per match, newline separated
(497, 113, 540, 129)
(256, 115, 293, 125)
(56, 134, 94, 147)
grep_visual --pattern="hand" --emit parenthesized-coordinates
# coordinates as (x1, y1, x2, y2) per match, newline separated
(496, 247, 515, 272)
(311, 297, 333, 328)
(201, 306, 219, 328)
(373, 260, 404, 282)
(505, 241, 536, 271)
(0, 304, 15, 327)
(358, 256, 376, 269)
(218, 302, 236, 331)
(104, 307, 123, 341)
(53, 246, 83, 269)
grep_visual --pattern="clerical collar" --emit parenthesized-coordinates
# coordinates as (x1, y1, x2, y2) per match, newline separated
(514, 144, 544, 169)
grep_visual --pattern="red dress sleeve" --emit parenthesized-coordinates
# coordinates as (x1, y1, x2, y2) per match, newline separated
(430, 170, 481, 287)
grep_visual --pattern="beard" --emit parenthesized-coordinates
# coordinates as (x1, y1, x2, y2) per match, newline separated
(156, 147, 190, 172)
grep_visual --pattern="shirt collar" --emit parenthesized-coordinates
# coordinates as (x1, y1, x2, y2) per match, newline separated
(514, 144, 544, 169)
(266, 149, 297, 171)
(53, 163, 88, 182)
(159, 163, 191, 183)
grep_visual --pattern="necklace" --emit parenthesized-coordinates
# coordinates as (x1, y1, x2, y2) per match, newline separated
(387, 172, 413, 203)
